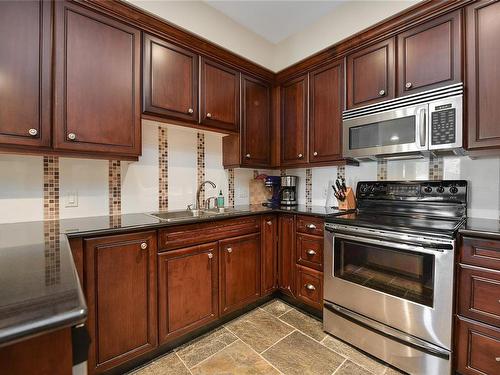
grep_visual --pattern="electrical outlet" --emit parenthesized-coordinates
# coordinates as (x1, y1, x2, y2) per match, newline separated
(322, 187, 328, 198)
(65, 191, 78, 208)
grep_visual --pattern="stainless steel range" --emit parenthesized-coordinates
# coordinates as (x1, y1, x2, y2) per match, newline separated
(323, 180, 467, 375)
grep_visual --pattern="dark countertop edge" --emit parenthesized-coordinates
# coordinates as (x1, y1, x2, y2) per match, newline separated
(458, 228, 500, 241)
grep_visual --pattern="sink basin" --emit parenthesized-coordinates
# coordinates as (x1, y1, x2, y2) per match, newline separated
(204, 207, 247, 215)
(148, 209, 217, 222)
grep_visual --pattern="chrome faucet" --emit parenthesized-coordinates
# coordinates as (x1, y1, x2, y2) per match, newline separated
(196, 180, 216, 210)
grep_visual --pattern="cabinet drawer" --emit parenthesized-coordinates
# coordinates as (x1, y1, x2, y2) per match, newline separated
(461, 236, 500, 271)
(296, 265, 323, 311)
(158, 216, 260, 251)
(456, 317, 500, 375)
(296, 215, 324, 236)
(458, 264, 500, 327)
(296, 233, 323, 271)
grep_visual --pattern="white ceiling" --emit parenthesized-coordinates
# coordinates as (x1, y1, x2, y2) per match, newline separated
(204, 1, 346, 44)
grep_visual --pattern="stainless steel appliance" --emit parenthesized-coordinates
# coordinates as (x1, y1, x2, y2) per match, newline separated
(323, 180, 468, 375)
(280, 175, 298, 206)
(343, 83, 464, 161)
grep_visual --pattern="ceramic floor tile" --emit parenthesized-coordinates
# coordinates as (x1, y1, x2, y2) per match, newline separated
(132, 352, 190, 375)
(321, 334, 387, 375)
(190, 340, 280, 375)
(176, 327, 238, 368)
(226, 308, 294, 353)
(279, 308, 326, 342)
(262, 331, 345, 375)
(260, 299, 294, 317)
(383, 366, 407, 374)
(334, 360, 373, 375)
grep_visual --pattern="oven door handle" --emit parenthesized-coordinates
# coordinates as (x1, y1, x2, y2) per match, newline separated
(324, 302, 450, 359)
(333, 232, 446, 255)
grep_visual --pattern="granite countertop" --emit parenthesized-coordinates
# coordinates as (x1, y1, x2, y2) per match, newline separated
(0, 204, 348, 346)
(459, 217, 500, 240)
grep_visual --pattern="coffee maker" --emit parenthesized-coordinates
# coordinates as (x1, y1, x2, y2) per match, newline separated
(280, 175, 298, 206)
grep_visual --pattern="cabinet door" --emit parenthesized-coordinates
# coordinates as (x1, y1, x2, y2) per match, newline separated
(143, 33, 198, 123)
(241, 75, 271, 166)
(398, 10, 461, 96)
(200, 58, 240, 132)
(54, 1, 141, 157)
(347, 38, 395, 108)
(84, 232, 157, 373)
(0, 0, 51, 148)
(278, 214, 296, 296)
(466, 0, 500, 150)
(219, 233, 261, 315)
(309, 60, 344, 163)
(261, 215, 278, 295)
(158, 242, 218, 344)
(281, 75, 308, 165)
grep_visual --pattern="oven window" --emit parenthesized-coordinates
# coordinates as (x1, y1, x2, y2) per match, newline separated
(334, 239, 434, 307)
(349, 116, 416, 150)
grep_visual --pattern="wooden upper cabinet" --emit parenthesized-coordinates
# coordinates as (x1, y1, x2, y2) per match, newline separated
(466, 0, 500, 150)
(219, 233, 261, 315)
(309, 60, 344, 163)
(143, 33, 198, 123)
(241, 75, 271, 166)
(84, 231, 157, 374)
(347, 38, 395, 109)
(158, 242, 218, 344)
(281, 75, 308, 165)
(54, 1, 141, 157)
(201, 58, 240, 132)
(398, 10, 462, 96)
(0, 0, 51, 149)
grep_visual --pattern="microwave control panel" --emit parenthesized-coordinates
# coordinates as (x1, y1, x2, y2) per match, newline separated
(431, 104, 456, 145)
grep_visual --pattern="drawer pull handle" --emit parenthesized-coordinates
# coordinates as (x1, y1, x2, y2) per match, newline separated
(306, 224, 316, 230)
(140, 242, 148, 250)
(306, 249, 316, 256)
(305, 284, 316, 291)
(208, 252, 213, 259)
(227, 247, 232, 253)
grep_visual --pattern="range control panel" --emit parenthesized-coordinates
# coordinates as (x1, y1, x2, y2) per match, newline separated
(431, 105, 456, 145)
(356, 180, 467, 203)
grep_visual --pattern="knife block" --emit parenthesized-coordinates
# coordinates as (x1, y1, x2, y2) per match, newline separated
(338, 187, 356, 210)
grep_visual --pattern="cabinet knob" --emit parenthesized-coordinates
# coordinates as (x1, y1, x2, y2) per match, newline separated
(227, 247, 232, 253)
(313, 151, 318, 156)
(306, 249, 316, 256)
(266, 220, 272, 226)
(298, 153, 303, 158)
(405, 82, 412, 89)
(306, 223, 316, 230)
(187, 108, 194, 114)
(140, 242, 148, 250)
(67, 133, 76, 141)
(206, 112, 212, 118)
(305, 283, 316, 291)
(496, 357, 500, 362)
(208, 252, 213, 259)
(28, 128, 38, 136)
(379, 89, 385, 96)
(245, 153, 251, 158)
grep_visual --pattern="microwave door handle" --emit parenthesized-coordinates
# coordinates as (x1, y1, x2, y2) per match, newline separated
(418, 108, 427, 147)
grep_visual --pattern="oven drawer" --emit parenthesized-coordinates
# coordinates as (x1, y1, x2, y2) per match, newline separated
(461, 236, 500, 271)
(455, 316, 500, 375)
(296, 233, 323, 271)
(458, 264, 500, 327)
(295, 265, 322, 310)
(296, 215, 324, 236)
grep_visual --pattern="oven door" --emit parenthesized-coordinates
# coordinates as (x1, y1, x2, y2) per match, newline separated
(343, 103, 428, 159)
(324, 227, 455, 350)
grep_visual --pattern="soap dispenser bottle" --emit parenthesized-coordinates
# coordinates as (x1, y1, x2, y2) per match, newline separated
(217, 190, 225, 208)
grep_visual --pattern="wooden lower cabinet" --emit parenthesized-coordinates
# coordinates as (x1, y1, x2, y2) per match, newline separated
(219, 233, 261, 315)
(278, 214, 296, 296)
(296, 265, 323, 311)
(261, 215, 278, 295)
(158, 242, 219, 344)
(84, 231, 158, 374)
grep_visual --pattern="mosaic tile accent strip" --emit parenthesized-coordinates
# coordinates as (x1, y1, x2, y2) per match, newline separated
(159, 126, 168, 211)
(197, 133, 206, 203)
(280, 169, 287, 177)
(377, 160, 388, 181)
(305, 168, 312, 207)
(336, 165, 346, 180)
(43, 156, 59, 220)
(429, 155, 444, 180)
(43, 220, 60, 286)
(109, 160, 121, 216)
(228, 168, 235, 207)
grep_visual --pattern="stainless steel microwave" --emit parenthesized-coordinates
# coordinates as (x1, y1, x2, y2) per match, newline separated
(342, 83, 464, 161)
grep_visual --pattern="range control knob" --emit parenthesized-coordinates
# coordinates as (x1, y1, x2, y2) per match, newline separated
(360, 184, 369, 193)
(449, 186, 459, 194)
(437, 186, 445, 193)
(424, 186, 433, 194)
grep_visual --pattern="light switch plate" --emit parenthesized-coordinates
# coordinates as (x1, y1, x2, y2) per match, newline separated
(65, 191, 78, 208)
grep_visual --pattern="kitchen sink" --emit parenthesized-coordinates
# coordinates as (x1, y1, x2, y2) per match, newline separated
(148, 209, 217, 222)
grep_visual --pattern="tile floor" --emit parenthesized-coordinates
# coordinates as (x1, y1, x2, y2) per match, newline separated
(131, 299, 405, 375)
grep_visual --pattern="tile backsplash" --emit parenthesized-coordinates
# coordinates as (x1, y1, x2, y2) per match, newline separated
(0, 120, 499, 223)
